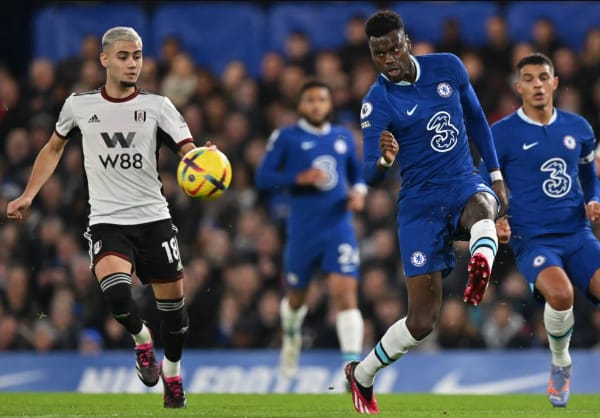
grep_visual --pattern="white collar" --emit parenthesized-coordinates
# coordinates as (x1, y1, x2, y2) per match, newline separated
(381, 55, 421, 86)
(298, 118, 331, 135)
(517, 107, 557, 126)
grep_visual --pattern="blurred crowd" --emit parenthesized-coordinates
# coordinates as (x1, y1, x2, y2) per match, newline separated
(0, 10, 599, 355)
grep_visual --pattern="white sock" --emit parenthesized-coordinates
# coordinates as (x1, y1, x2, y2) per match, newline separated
(280, 297, 307, 337)
(469, 219, 498, 269)
(162, 357, 181, 378)
(544, 303, 574, 367)
(132, 323, 151, 345)
(336, 308, 364, 363)
(354, 317, 419, 387)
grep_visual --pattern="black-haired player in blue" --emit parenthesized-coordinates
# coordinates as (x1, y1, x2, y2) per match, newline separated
(344, 10, 508, 414)
(256, 80, 366, 381)
(481, 53, 600, 408)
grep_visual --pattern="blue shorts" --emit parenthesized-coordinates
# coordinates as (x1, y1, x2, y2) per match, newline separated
(397, 174, 497, 278)
(283, 219, 359, 289)
(510, 227, 600, 303)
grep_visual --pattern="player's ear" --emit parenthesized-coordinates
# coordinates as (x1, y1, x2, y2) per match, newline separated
(406, 35, 412, 51)
(99, 51, 108, 69)
(513, 80, 522, 95)
(551, 75, 559, 91)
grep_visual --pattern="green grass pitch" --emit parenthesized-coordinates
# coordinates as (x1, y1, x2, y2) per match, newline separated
(0, 393, 599, 417)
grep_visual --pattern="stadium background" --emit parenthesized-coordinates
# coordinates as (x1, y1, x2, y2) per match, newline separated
(0, 1, 599, 393)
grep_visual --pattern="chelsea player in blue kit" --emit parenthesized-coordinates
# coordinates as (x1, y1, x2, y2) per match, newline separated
(482, 53, 600, 408)
(256, 80, 366, 380)
(344, 10, 508, 414)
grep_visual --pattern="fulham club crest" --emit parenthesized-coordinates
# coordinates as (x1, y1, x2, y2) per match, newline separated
(134, 110, 146, 123)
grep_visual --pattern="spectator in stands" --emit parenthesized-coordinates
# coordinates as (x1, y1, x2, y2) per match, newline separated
(160, 52, 197, 108)
(157, 35, 183, 79)
(55, 33, 101, 91)
(531, 18, 563, 58)
(436, 298, 485, 349)
(23, 58, 57, 115)
(479, 15, 514, 79)
(481, 299, 530, 349)
(258, 51, 284, 106)
(436, 18, 465, 57)
(339, 15, 371, 73)
(283, 30, 315, 74)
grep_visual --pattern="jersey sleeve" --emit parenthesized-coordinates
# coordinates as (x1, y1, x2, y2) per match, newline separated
(158, 97, 194, 146)
(255, 129, 297, 190)
(360, 90, 393, 186)
(344, 128, 367, 193)
(55, 94, 78, 139)
(451, 54, 500, 172)
(577, 117, 600, 203)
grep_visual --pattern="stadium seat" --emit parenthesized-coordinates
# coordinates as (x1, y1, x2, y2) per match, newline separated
(389, 2, 500, 47)
(505, 1, 600, 52)
(151, 3, 266, 77)
(267, 2, 377, 53)
(33, 4, 148, 62)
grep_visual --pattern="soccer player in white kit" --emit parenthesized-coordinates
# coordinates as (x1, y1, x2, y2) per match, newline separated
(7, 27, 197, 408)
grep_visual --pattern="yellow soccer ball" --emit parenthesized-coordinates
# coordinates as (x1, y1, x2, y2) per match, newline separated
(176, 147, 232, 200)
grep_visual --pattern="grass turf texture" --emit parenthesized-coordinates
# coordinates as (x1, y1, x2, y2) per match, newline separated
(0, 393, 599, 417)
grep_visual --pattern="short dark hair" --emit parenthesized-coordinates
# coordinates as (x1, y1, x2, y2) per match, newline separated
(516, 52, 554, 74)
(365, 10, 404, 38)
(298, 79, 332, 99)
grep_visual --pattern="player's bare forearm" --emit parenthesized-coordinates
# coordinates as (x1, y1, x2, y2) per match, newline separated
(491, 179, 509, 218)
(23, 133, 66, 200)
(7, 133, 66, 219)
(495, 217, 511, 244)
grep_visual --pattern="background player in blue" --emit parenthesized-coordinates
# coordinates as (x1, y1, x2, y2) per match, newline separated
(344, 10, 508, 414)
(255, 80, 366, 379)
(481, 53, 600, 408)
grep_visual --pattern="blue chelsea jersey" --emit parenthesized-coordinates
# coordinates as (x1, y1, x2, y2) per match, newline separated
(490, 108, 599, 240)
(360, 53, 499, 191)
(255, 120, 365, 232)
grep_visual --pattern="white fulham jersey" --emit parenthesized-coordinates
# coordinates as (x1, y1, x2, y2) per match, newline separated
(55, 88, 193, 225)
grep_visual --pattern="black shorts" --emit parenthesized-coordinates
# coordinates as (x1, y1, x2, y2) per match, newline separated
(84, 219, 184, 284)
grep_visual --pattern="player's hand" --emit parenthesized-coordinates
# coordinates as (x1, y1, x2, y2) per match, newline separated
(347, 190, 365, 212)
(7, 195, 33, 220)
(296, 168, 327, 186)
(586, 201, 600, 223)
(491, 179, 509, 218)
(495, 217, 511, 244)
(379, 130, 398, 165)
(204, 140, 217, 150)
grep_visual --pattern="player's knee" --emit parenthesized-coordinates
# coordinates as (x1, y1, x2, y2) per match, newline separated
(545, 287, 574, 310)
(157, 298, 189, 335)
(406, 314, 437, 340)
(99, 273, 134, 315)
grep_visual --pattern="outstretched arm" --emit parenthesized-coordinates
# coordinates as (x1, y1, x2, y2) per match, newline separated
(7, 132, 68, 219)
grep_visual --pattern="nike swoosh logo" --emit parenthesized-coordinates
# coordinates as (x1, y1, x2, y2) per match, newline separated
(432, 370, 548, 394)
(407, 104, 418, 116)
(301, 142, 315, 150)
(522, 142, 539, 150)
(0, 371, 45, 389)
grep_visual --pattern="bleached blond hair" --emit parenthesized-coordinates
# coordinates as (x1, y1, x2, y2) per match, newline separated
(101, 26, 143, 51)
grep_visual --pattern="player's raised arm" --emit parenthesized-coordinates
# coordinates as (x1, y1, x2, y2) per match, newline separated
(7, 131, 68, 219)
(453, 54, 508, 215)
(359, 99, 395, 186)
